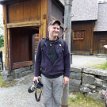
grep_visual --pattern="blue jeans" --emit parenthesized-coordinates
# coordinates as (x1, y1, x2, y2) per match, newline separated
(41, 74, 63, 107)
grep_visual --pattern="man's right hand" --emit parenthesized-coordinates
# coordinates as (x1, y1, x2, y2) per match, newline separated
(33, 76, 39, 83)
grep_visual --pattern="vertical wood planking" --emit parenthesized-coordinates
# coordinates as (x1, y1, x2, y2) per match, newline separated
(30, 0, 41, 20)
(16, 2, 24, 22)
(8, 4, 16, 22)
(72, 21, 94, 54)
(8, 0, 42, 23)
(23, 1, 31, 21)
(7, 29, 12, 70)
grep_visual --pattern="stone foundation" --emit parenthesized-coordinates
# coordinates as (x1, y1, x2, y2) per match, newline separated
(1, 66, 33, 80)
(70, 66, 107, 100)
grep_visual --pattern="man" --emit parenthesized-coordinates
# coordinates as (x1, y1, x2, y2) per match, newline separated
(33, 19, 70, 107)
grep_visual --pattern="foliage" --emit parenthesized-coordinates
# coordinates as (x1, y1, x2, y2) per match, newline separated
(0, 72, 6, 87)
(68, 92, 104, 107)
(0, 35, 4, 48)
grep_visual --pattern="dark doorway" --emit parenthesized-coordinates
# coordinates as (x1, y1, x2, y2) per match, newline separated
(10, 26, 39, 69)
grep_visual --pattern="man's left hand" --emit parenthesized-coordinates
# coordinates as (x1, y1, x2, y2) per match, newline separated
(64, 76, 69, 85)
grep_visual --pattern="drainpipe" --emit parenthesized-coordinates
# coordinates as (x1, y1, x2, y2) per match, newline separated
(62, 0, 73, 107)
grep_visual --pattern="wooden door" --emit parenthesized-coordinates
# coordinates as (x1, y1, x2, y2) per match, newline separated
(32, 33, 40, 63)
(99, 39, 107, 53)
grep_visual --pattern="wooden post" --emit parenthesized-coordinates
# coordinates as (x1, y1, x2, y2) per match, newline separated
(3, 4, 8, 70)
(62, 0, 73, 107)
(61, 84, 69, 107)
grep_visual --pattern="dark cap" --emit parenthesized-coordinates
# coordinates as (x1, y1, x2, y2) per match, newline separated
(49, 20, 61, 26)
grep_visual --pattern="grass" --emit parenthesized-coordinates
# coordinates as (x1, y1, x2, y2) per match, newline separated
(94, 62, 107, 70)
(0, 72, 7, 87)
(68, 92, 104, 107)
(0, 73, 16, 87)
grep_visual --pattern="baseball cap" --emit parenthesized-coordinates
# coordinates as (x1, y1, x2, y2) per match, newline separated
(49, 19, 61, 26)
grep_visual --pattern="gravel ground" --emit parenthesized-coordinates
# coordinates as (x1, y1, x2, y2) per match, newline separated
(0, 73, 43, 107)
(71, 55, 106, 68)
(0, 55, 106, 107)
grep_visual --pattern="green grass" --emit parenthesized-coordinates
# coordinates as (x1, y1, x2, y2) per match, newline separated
(0, 73, 16, 87)
(0, 73, 7, 87)
(68, 92, 104, 107)
(94, 62, 107, 70)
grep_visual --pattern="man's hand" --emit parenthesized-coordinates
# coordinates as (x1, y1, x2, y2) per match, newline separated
(64, 76, 69, 85)
(33, 76, 39, 83)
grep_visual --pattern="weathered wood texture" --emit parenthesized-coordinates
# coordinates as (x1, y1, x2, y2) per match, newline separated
(10, 27, 39, 69)
(94, 32, 107, 54)
(3, 4, 9, 70)
(2, 0, 64, 70)
(40, 0, 47, 38)
(3, 0, 48, 70)
(72, 21, 94, 54)
(7, 0, 41, 23)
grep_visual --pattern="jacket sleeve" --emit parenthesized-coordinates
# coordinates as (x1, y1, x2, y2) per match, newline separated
(34, 40, 42, 76)
(63, 41, 70, 78)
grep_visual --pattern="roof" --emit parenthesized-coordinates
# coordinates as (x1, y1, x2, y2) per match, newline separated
(0, 0, 12, 4)
(0, 0, 24, 4)
(94, 2, 107, 31)
(60, 0, 98, 21)
(0, 0, 8, 2)
(1, 0, 107, 32)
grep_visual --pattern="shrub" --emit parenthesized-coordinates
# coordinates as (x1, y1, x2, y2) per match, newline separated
(0, 35, 4, 48)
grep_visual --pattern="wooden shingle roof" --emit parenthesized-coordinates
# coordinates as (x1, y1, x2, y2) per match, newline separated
(94, 2, 107, 31)
(60, 0, 98, 21)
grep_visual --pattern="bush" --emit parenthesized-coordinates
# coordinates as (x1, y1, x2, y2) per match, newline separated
(0, 35, 4, 48)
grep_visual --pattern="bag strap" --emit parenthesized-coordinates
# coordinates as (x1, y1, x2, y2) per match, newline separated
(59, 38, 64, 48)
(34, 88, 42, 102)
(40, 38, 46, 51)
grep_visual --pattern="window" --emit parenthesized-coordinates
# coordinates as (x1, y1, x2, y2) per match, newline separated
(73, 30, 85, 40)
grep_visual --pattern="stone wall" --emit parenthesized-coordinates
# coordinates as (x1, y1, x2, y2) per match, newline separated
(70, 66, 107, 100)
(1, 66, 33, 81)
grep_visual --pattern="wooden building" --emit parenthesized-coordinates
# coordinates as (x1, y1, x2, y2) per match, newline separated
(72, 1, 107, 55)
(0, 0, 64, 75)
(71, 0, 98, 55)
(71, 1, 107, 55)
(94, 2, 107, 54)
(72, 21, 95, 54)
(60, 0, 107, 55)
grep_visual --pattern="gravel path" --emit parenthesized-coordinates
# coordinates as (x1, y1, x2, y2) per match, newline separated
(71, 55, 106, 67)
(0, 55, 106, 107)
(0, 73, 43, 107)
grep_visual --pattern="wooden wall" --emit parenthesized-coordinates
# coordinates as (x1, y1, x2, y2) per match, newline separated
(94, 32, 107, 54)
(72, 21, 94, 54)
(3, 0, 48, 70)
(7, 0, 41, 23)
(48, 0, 64, 24)
(40, 0, 47, 38)
(2, 0, 64, 70)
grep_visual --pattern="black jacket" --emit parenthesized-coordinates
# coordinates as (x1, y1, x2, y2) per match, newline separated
(34, 38, 70, 78)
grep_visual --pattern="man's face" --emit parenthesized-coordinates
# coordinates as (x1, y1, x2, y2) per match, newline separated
(48, 23, 60, 40)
